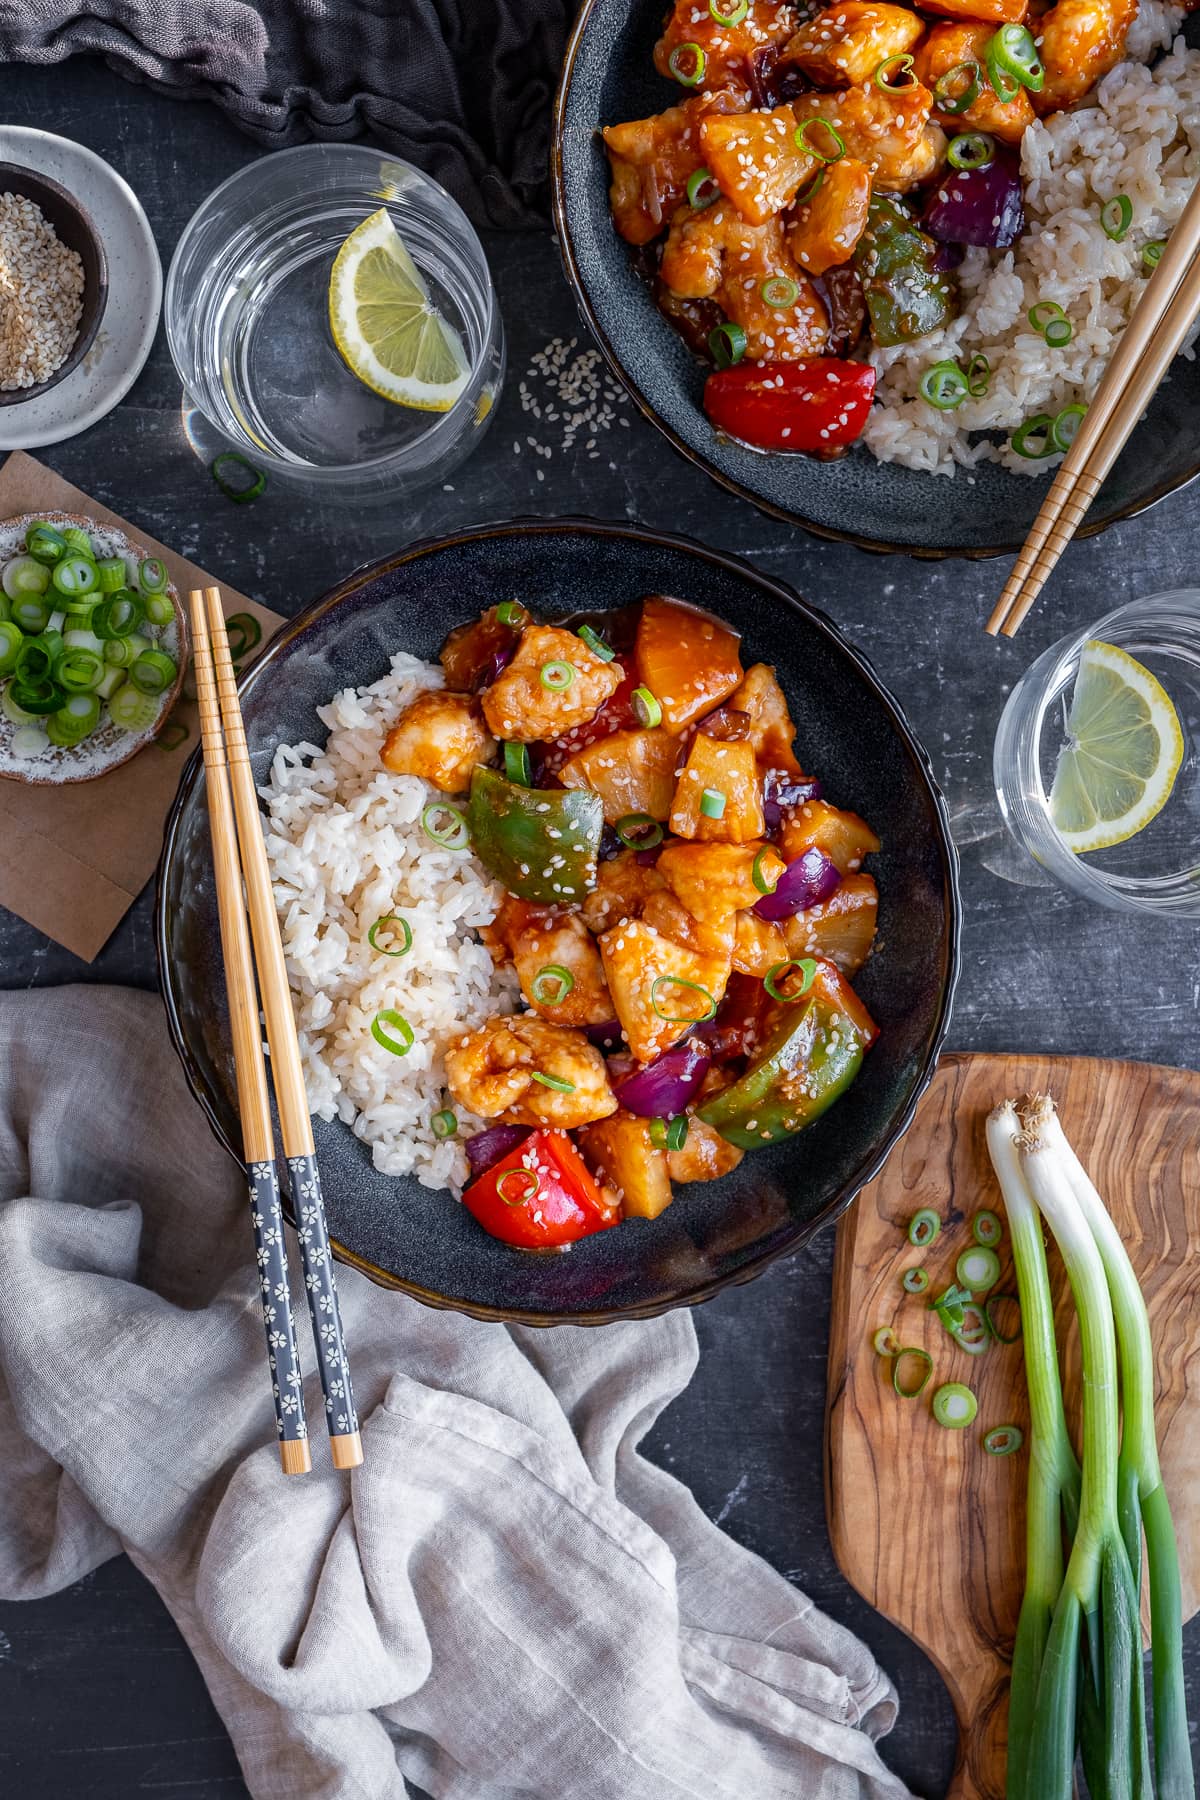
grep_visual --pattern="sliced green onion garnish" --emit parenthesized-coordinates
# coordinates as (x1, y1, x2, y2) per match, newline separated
(497, 1167, 539, 1205)
(576, 623, 616, 662)
(157, 721, 190, 752)
(947, 131, 994, 171)
(1101, 193, 1133, 240)
(95, 557, 126, 594)
(908, 1207, 941, 1248)
(421, 802, 470, 850)
(1027, 300, 1065, 333)
(763, 958, 816, 1003)
(51, 556, 98, 598)
(57, 648, 105, 694)
(211, 451, 266, 503)
(708, 0, 748, 21)
(15, 636, 57, 685)
(973, 1208, 1002, 1246)
(761, 275, 799, 310)
(224, 612, 262, 660)
(873, 51, 917, 90)
(10, 677, 66, 716)
(26, 524, 67, 565)
(966, 352, 991, 397)
(129, 650, 179, 695)
(1050, 403, 1086, 452)
(496, 600, 527, 628)
(873, 1325, 901, 1356)
(615, 811, 664, 849)
(986, 22, 1043, 97)
(431, 1108, 458, 1139)
(902, 1266, 929, 1294)
(632, 685, 663, 727)
(892, 1347, 933, 1398)
(47, 692, 101, 746)
(138, 558, 168, 593)
(795, 117, 846, 163)
(1043, 317, 1073, 347)
(371, 1009, 414, 1056)
(530, 1070, 576, 1093)
(752, 846, 778, 894)
(540, 658, 575, 692)
(504, 740, 533, 785)
(11, 594, 50, 633)
(929, 1281, 972, 1328)
(932, 59, 981, 114)
(794, 167, 826, 207)
(983, 1424, 1024, 1456)
(61, 527, 94, 557)
(950, 1302, 992, 1356)
(708, 321, 747, 368)
(531, 964, 576, 1006)
(668, 41, 707, 85)
(919, 360, 969, 411)
(0, 621, 22, 674)
(143, 590, 176, 627)
(932, 1382, 978, 1428)
(368, 915, 413, 956)
(956, 1245, 1002, 1291)
(1010, 413, 1056, 459)
(983, 1291, 1021, 1343)
(650, 974, 718, 1023)
(699, 786, 726, 819)
(93, 591, 146, 640)
(1143, 239, 1165, 270)
(665, 1113, 689, 1152)
(2, 555, 49, 600)
(686, 167, 720, 211)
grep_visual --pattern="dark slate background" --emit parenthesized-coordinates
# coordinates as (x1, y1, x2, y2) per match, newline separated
(1, 55, 1198, 1800)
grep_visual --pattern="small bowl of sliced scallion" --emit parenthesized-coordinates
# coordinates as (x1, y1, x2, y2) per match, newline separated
(0, 511, 187, 784)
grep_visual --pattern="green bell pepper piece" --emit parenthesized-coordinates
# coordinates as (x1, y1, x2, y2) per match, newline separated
(468, 766, 603, 904)
(697, 997, 864, 1149)
(855, 196, 958, 348)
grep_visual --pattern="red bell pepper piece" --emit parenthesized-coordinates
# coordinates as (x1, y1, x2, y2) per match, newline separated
(703, 358, 876, 454)
(463, 1128, 620, 1249)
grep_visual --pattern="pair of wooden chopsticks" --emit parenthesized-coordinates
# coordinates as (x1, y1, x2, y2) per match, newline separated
(190, 587, 363, 1477)
(987, 177, 1200, 638)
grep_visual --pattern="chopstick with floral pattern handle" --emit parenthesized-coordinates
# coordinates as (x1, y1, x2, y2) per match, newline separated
(203, 586, 364, 1471)
(189, 589, 312, 1476)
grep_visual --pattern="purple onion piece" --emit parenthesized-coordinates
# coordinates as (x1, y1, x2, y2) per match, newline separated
(929, 240, 966, 273)
(762, 769, 823, 830)
(753, 846, 841, 922)
(480, 643, 517, 688)
(584, 1019, 624, 1052)
(464, 1124, 530, 1178)
(923, 151, 1024, 250)
(613, 1039, 711, 1118)
(598, 823, 623, 862)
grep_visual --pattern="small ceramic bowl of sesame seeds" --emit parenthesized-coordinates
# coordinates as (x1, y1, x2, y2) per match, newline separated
(0, 164, 108, 406)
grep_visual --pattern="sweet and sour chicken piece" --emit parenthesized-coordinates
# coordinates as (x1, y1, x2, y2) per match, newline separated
(791, 81, 945, 191)
(657, 839, 787, 922)
(727, 663, 804, 775)
(580, 849, 667, 936)
(921, 0, 1028, 21)
(653, 0, 799, 94)
(603, 91, 745, 246)
(785, 156, 873, 273)
(783, 3, 925, 88)
(485, 896, 613, 1027)
(480, 625, 624, 743)
(444, 1016, 617, 1129)
(1034, 0, 1137, 111)
(381, 690, 495, 794)
(914, 22, 1035, 142)
(599, 917, 731, 1063)
(558, 727, 680, 823)
(660, 201, 829, 361)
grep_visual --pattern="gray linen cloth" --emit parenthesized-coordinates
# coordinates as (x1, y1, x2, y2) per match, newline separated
(0, 985, 912, 1799)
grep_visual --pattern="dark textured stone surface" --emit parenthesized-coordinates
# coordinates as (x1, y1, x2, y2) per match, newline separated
(1, 55, 1199, 1800)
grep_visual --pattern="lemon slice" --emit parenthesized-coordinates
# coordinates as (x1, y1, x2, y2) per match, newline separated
(328, 208, 470, 412)
(1048, 640, 1184, 853)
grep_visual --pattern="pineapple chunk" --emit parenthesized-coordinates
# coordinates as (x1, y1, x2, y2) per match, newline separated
(783, 872, 878, 975)
(579, 1112, 673, 1220)
(642, 891, 736, 961)
(732, 910, 789, 977)
(779, 797, 880, 871)
(635, 597, 743, 734)
(701, 106, 818, 226)
(657, 839, 786, 922)
(599, 918, 731, 1063)
(785, 156, 872, 275)
(670, 734, 765, 843)
(668, 1112, 745, 1184)
(558, 728, 680, 824)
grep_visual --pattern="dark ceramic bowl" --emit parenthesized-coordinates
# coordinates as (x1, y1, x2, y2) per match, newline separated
(0, 163, 108, 406)
(552, 1, 1200, 557)
(157, 519, 960, 1325)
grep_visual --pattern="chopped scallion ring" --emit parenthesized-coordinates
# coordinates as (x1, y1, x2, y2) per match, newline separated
(649, 1116, 668, 1148)
(93, 591, 146, 640)
(763, 958, 816, 1003)
(129, 649, 179, 695)
(632, 684, 663, 727)
(50, 556, 98, 598)
(1027, 300, 1065, 333)
(371, 1009, 415, 1056)
(686, 167, 720, 210)
(530, 1070, 576, 1093)
(665, 1113, 689, 1152)
(932, 1382, 978, 1428)
(973, 1209, 1002, 1246)
(497, 600, 527, 628)
(431, 1109, 458, 1140)
(615, 811, 664, 849)
(210, 451, 267, 503)
(504, 740, 533, 785)
(966, 352, 991, 397)
(1143, 239, 1165, 270)
(932, 59, 981, 114)
(929, 1282, 973, 1328)
(986, 22, 1043, 98)
(157, 721, 190, 752)
(919, 360, 969, 411)
(983, 1424, 1024, 1456)
(1101, 194, 1133, 240)
(650, 974, 718, 1023)
(752, 846, 778, 894)
(983, 1291, 1022, 1343)
(368, 915, 413, 956)
(794, 117, 846, 163)
(794, 167, 825, 207)
(699, 786, 727, 819)
(901, 1266, 929, 1294)
(668, 41, 707, 85)
(708, 321, 747, 368)
(1050, 403, 1086, 453)
(708, 0, 748, 21)
(907, 1207, 941, 1248)
(873, 1325, 901, 1357)
(956, 1245, 1002, 1291)
(1043, 316, 1073, 347)
(950, 1303, 992, 1356)
(56, 647, 104, 694)
(892, 1346, 933, 1398)
(497, 1167, 539, 1206)
(761, 274, 799, 310)
(224, 612, 262, 659)
(531, 964, 576, 1006)
(11, 595, 50, 633)
(421, 802, 470, 850)
(26, 524, 68, 565)
(539, 658, 576, 692)
(576, 623, 616, 661)
(1010, 413, 1056, 459)
(873, 51, 917, 89)
(947, 131, 994, 171)
(138, 558, 168, 594)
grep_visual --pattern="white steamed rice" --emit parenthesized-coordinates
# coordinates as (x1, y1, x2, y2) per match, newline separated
(864, 8, 1199, 475)
(263, 652, 519, 1193)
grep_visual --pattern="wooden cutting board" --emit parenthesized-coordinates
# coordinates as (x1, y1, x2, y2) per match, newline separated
(826, 1053, 1200, 1800)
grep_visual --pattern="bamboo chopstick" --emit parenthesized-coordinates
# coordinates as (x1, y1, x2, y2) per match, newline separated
(201, 587, 364, 1471)
(190, 590, 312, 1477)
(987, 177, 1200, 638)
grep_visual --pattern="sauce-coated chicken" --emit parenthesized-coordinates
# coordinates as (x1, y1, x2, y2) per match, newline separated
(445, 1015, 617, 1129)
(381, 690, 495, 794)
(660, 202, 829, 360)
(480, 625, 625, 743)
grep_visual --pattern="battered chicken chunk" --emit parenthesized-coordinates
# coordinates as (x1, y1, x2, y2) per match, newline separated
(783, 2, 925, 89)
(653, 0, 799, 94)
(792, 81, 945, 190)
(915, 21, 1035, 142)
(603, 91, 746, 246)
(660, 201, 829, 361)
(580, 850, 667, 936)
(381, 690, 495, 794)
(481, 625, 624, 743)
(1034, 0, 1136, 111)
(486, 896, 613, 1027)
(445, 1016, 617, 1129)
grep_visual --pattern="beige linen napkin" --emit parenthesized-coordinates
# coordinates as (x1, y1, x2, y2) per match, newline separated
(0, 985, 912, 1800)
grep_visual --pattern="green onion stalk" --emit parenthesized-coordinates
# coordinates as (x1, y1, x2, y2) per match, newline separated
(986, 1103, 1081, 1800)
(1018, 1097, 1147, 1800)
(1036, 1101, 1192, 1800)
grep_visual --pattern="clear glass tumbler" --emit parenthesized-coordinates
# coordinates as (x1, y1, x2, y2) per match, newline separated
(993, 591, 1200, 916)
(166, 144, 504, 501)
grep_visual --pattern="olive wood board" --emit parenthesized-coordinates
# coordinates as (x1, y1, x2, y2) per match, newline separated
(826, 1053, 1200, 1800)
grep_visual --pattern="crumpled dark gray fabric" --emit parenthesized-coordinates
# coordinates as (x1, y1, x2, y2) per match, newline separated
(0, 0, 575, 228)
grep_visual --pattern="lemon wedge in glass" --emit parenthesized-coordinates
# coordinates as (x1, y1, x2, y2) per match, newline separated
(328, 208, 470, 412)
(1048, 640, 1184, 854)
